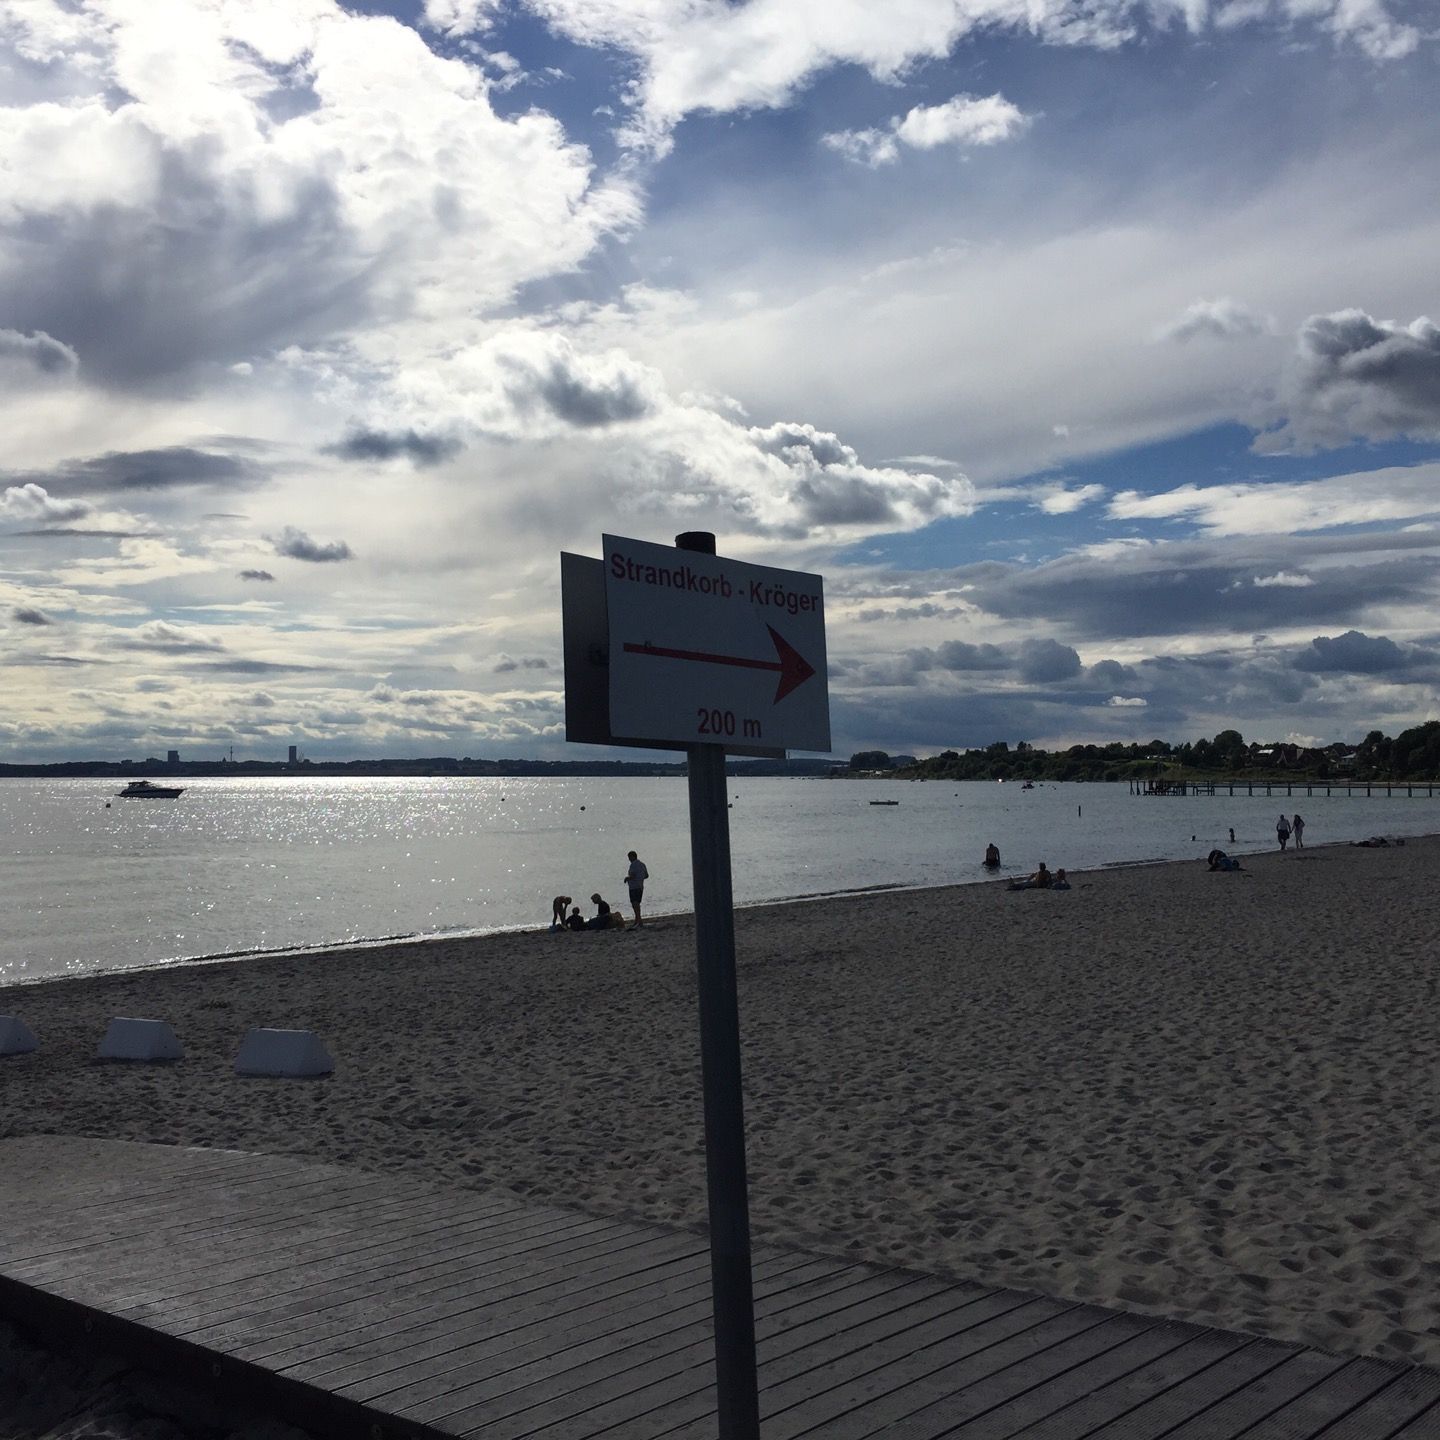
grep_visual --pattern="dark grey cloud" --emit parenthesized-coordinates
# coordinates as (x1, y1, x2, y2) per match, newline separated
(186, 658, 329, 674)
(930, 640, 1009, 671)
(115, 621, 224, 654)
(0, 172, 364, 389)
(1293, 629, 1410, 673)
(1086, 658, 1137, 688)
(327, 429, 463, 467)
(1264, 310, 1440, 450)
(11, 606, 52, 625)
(532, 362, 654, 427)
(492, 656, 550, 673)
(1, 653, 94, 667)
(790, 473, 900, 528)
(6, 446, 267, 498)
(0, 327, 78, 375)
(1017, 637, 1082, 683)
(270, 526, 353, 563)
(913, 540, 1440, 641)
(239, 569, 275, 582)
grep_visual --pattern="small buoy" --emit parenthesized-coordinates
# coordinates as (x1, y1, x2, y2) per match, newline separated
(105, 802, 111, 808)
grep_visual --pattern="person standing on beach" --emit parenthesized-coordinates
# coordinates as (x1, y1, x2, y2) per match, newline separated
(624, 850, 649, 927)
(1276, 813, 1291, 851)
(1292, 814, 1305, 849)
(551, 895, 572, 931)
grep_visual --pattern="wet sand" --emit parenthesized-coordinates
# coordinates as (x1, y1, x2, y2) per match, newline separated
(3, 836, 1439, 1368)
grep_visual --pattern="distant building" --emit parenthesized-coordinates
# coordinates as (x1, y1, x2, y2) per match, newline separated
(288, 745, 298, 764)
(166, 750, 179, 765)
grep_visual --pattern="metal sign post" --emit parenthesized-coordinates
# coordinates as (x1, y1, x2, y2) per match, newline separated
(562, 528, 829, 1440)
(677, 532, 760, 1440)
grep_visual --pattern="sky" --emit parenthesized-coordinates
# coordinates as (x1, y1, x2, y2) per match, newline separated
(1, 0, 1437, 763)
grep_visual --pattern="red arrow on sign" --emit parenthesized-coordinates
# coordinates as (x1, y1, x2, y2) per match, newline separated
(623, 624, 817, 703)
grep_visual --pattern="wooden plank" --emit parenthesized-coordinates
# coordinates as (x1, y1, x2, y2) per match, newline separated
(219, 1222, 685, 1369)
(1058, 1336, 1299, 1440)
(16, 1183, 475, 1298)
(1234, 1358, 1411, 1439)
(871, 1321, 1228, 1440)
(446, 1282, 1044, 1440)
(1149, 1350, 1356, 1439)
(363, 1257, 875, 1425)
(140, 1201, 606, 1331)
(758, 1308, 1147, 1440)
(344, 1255, 844, 1419)
(321, 1251, 817, 1402)
(165, 1208, 625, 1341)
(1313, 1367, 1440, 1440)
(1391, 1396, 1440, 1438)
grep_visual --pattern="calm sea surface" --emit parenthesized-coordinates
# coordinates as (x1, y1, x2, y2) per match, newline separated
(2, 775, 1435, 985)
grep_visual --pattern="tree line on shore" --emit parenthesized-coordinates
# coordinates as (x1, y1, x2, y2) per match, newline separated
(850, 721, 1440, 784)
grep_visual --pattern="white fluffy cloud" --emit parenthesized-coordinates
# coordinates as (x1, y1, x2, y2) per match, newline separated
(497, 0, 1418, 149)
(0, 483, 91, 529)
(823, 93, 1031, 167)
(0, 0, 637, 383)
(1157, 298, 1271, 343)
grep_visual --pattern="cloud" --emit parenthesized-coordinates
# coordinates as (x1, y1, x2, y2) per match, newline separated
(238, 569, 275, 582)
(115, 621, 225, 654)
(10, 447, 269, 498)
(1037, 483, 1106, 515)
(0, 4, 636, 387)
(0, 327, 78, 375)
(1105, 694, 1147, 707)
(1261, 310, 1440, 452)
(0, 483, 91, 529)
(1293, 629, 1409, 673)
(823, 93, 1031, 168)
(1017, 637, 1083, 683)
(1158, 298, 1271, 343)
(269, 526, 354, 564)
(11, 607, 52, 625)
(327, 429, 464, 467)
(516, 0, 1418, 151)
(1109, 462, 1440, 537)
(492, 655, 550, 673)
(496, 333, 660, 427)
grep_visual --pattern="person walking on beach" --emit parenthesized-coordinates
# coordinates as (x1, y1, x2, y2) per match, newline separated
(1292, 814, 1305, 849)
(624, 850, 649, 927)
(1276, 813, 1291, 851)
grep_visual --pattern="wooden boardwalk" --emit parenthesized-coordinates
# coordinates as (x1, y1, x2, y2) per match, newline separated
(1, 1137, 1436, 1440)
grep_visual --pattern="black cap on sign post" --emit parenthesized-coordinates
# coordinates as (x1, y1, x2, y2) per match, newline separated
(676, 526, 759, 1440)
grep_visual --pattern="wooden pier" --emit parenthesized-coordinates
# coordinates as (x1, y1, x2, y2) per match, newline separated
(2, 1137, 1438, 1439)
(1131, 777, 1439, 797)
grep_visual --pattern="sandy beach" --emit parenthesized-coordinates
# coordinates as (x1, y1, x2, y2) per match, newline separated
(3, 837, 1439, 1373)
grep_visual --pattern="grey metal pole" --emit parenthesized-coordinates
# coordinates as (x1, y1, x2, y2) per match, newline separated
(677, 531, 760, 1440)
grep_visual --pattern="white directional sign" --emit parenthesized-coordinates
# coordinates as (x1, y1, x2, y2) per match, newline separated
(603, 533, 830, 754)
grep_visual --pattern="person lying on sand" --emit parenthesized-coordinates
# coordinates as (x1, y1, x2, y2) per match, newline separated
(1351, 836, 1390, 847)
(1207, 849, 1243, 871)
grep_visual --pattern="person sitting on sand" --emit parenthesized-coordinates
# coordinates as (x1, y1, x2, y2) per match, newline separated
(983, 843, 1001, 868)
(1052, 868, 1071, 890)
(565, 905, 586, 931)
(551, 895, 572, 930)
(1008, 862, 1052, 890)
(586, 893, 622, 930)
(1351, 835, 1390, 847)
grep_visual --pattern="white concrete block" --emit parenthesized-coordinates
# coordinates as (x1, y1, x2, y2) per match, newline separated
(96, 1017, 185, 1062)
(0, 1016, 38, 1056)
(235, 1027, 333, 1078)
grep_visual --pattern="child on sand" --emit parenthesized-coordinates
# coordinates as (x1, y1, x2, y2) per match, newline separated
(551, 895, 572, 930)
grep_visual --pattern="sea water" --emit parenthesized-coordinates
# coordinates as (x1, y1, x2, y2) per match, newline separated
(1, 775, 1434, 985)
